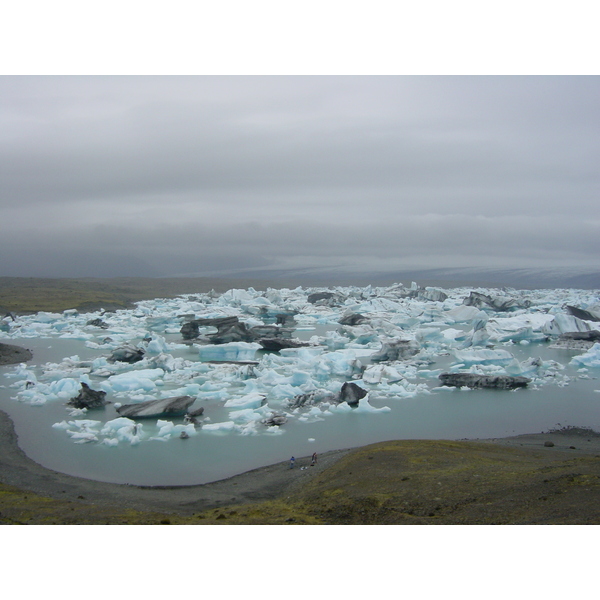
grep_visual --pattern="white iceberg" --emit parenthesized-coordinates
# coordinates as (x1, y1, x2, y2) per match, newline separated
(570, 343, 600, 368)
(104, 368, 165, 393)
(197, 342, 261, 362)
(453, 348, 515, 366)
(224, 392, 266, 409)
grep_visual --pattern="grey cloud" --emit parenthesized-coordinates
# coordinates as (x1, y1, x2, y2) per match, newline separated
(1, 76, 599, 281)
(2, 213, 598, 279)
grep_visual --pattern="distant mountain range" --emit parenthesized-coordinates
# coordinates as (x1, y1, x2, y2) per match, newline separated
(169, 266, 600, 290)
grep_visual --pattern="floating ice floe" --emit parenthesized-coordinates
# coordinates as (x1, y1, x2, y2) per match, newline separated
(5, 281, 600, 446)
(197, 342, 261, 362)
(102, 368, 165, 394)
(149, 419, 197, 441)
(224, 392, 267, 409)
(453, 348, 515, 366)
(543, 314, 597, 336)
(570, 343, 600, 369)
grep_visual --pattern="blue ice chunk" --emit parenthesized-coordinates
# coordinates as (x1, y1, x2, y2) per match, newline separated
(198, 342, 261, 362)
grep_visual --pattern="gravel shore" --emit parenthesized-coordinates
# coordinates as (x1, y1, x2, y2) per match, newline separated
(0, 408, 351, 515)
(2, 405, 600, 520)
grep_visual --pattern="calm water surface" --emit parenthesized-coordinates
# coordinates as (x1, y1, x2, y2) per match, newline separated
(1, 335, 599, 486)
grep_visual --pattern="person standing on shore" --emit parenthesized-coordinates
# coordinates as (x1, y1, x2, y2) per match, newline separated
(290, 456, 295, 469)
(311, 452, 317, 466)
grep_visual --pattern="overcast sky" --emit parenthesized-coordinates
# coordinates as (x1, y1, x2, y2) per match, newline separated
(1, 76, 599, 280)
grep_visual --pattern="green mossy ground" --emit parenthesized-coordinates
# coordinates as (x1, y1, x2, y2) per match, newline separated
(0, 276, 276, 314)
(2, 441, 599, 525)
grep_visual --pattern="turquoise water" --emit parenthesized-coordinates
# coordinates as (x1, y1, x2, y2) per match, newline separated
(2, 335, 599, 486)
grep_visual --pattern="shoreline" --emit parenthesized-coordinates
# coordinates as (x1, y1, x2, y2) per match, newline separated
(2, 406, 600, 518)
(0, 407, 352, 515)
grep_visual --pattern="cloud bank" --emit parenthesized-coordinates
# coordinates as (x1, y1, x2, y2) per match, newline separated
(1, 76, 599, 281)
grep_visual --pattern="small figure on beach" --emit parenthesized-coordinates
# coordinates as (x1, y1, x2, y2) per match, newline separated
(311, 452, 318, 466)
(290, 456, 295, 469)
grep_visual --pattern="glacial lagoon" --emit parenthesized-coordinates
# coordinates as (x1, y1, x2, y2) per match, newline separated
(2, 284, 600, 485)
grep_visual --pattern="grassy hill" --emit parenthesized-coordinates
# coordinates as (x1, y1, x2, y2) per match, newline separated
(0, 276, 276, 314)
(2, 440, 599, 525)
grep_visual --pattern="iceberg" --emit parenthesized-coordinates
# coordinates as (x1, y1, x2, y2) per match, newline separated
(542, 314, 595, 336)
(7, 280, 600, 455)
(197, 342, 261, 362)
(202, 420, 239, 433)
(453, 348, 514, 366)
(339, 381, 368, 405)
(362, 364, 404, 384)
(566, 305, 600, 322)
(439, 373, 531, 389)
(224, 392, 267, 409)
(570, 343, 600, 368)
(116, 395, 196, 418)
(152, 420, 196, 439)
(463, 291, 531, 312)
(445, 305, 488, 323)
(145, 336, 170, 355)
(310, 350, 367, 380)
(371, 339, 420, 362)
(104, 368, 165, 393)
(100, 417, 143, 444)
